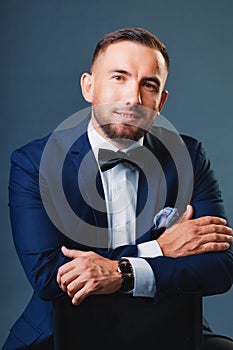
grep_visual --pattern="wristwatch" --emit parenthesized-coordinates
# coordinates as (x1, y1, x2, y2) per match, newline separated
(117, 258, 134, 292)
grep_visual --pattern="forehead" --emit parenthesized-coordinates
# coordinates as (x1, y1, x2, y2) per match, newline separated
(92, 41, 167, 76)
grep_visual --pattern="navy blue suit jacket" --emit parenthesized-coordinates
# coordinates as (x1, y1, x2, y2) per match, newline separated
(4, 118, 233, 348)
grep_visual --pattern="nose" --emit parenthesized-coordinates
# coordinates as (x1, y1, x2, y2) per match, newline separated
(125, 82, 142, 105)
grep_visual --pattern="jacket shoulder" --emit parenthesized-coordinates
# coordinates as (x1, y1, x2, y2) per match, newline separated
(148, 126, 203, 156)
(180, 133, 202, 150)
(10, 134, 51, 172)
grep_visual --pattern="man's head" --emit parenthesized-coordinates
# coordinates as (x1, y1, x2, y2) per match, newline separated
(91, 27, 170, 72)
(81, 27, 169, 147)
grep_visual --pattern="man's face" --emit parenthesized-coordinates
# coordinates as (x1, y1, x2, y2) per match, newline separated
(81, 40, 168, 145)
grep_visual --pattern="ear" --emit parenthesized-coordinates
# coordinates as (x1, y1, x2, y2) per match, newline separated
(80, 73, 94, 103)
(158, 90, 168, 114)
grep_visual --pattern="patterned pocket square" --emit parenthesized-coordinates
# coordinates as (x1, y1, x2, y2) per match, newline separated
(153, 207, 180, 229)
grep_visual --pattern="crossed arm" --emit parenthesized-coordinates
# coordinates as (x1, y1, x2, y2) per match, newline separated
(9, 143, 233, 308)
(57, 205, 233, 305)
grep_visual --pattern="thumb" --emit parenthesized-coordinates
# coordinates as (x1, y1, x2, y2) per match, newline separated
(61, 246, 80, 258)
(162, 205, 194, 234)
(179, 204, 194, 223)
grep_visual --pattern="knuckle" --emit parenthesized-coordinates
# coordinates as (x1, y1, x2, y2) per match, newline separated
(199, 226, 206, 235)
(89, 280, 99, 291)
(191, 225, 199, 235)
(208, 217, 215, 224)
(200, 242, 215, 253)
(203, 243, 214, 252)
(207, 242, 229, 251)
(213, 232, 218, 240)
(85, 270, 94, 280)
(210, 224, 216, 233)
(190, 228, 196, 235)
(60, 275, 66, 285)
(201, 216, 211, 224)
(205, 216, 218, 225)
(81, 262, 89, 270)
(85, 251, 96, 259)
(190, 236, 198, 246)
(67, 284, 73, 294)
(210, 242, 218, 250)
(57, 266, 63, 276)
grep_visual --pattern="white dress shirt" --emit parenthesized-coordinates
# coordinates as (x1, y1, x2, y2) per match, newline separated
(88, 120, 163, 297)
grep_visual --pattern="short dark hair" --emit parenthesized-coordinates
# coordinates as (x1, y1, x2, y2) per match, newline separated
(91, 27, 170, 71)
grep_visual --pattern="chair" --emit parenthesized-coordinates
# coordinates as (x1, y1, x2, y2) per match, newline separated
(52, 292, 203, 350)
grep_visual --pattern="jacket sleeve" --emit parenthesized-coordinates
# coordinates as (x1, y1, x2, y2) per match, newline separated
(8, 145, 138, 301)
(144, 140, 233, 303)
(9, 147, 72, 300)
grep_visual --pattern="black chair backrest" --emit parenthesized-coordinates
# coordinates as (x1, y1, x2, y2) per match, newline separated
(53, 292, 203, 350)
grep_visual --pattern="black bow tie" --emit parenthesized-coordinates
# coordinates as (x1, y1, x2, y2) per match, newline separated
(98, 148, 144, 172)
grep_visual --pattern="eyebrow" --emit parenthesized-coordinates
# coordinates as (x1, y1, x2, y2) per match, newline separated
(109, 69, 130, 76)
(142, 77, 161, 87)
(109, 69, 161, 87)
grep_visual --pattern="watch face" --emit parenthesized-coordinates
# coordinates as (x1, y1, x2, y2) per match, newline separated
(118, 259, 134, 292)
(119, 259, 133, 274)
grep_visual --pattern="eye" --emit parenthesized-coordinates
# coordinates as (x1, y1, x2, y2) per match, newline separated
(112, 75, 124, 81)
(142, 81, 159, 92)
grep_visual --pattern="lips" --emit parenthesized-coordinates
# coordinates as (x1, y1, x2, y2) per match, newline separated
(115, 111, 141, 120)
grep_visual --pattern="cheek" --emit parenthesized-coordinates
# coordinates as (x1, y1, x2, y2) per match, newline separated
(93, 83, 121, 105)
(145, 95, 162, 112)
(142, 99, 157, 113)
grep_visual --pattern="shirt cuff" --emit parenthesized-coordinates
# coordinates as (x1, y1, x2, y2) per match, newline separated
(138, 240, 163, 257)
(126, 257, 156, 298)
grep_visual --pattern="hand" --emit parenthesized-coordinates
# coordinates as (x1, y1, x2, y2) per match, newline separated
(57, 247, 122, 305)
(157, 205, 233, 257)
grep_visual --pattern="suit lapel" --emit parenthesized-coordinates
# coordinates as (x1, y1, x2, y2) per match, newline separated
(135, 129, 180, 243)
(62, 118, 109, 248)
(135, 134, 166, 243)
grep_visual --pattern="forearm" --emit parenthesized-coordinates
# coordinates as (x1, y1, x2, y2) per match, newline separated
(19, 248, 71, 300)
(145, 249, 233, 302)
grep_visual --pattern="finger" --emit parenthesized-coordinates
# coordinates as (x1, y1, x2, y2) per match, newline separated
(200, 233, 233, 245)
(57, 262, 75, 286)
(59, 269, 81, 292)
(194, 216, 227, 226)
(188, 242, 230, 256)
(57, 261, 75, 278)
(61, 246, 83, 259)
(71, 284, 91, 306)
(200, 242, 230, 253)
(180, 205, 194, 222)
(66, 277, 86, 298)
(200, 224, 233, 236)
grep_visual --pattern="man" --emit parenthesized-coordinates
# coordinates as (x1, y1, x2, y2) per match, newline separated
(3, 27, 233, 349)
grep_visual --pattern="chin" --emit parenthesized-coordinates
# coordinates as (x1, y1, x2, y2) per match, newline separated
(102, 123, 146, 142)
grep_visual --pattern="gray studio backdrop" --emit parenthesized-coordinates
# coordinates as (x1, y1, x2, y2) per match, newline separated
(1, 0, 233, 346)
